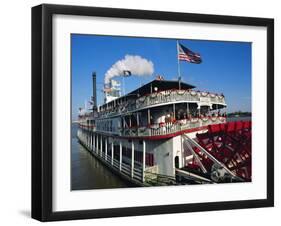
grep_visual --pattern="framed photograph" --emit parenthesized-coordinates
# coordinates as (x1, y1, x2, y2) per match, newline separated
(32, 4, 274, 221)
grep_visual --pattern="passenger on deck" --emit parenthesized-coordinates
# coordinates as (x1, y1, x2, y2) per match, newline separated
(176, 112, 181, 120)
(150, 115, 154, 125)
(165, 111, 171, 123)
(157, 115, 166, 124)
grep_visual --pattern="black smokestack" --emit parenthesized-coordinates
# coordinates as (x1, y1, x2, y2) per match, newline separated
(92, 72, 97, 110)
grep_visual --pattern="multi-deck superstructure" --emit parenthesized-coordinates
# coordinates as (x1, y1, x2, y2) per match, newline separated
(77, 73, 251, 186)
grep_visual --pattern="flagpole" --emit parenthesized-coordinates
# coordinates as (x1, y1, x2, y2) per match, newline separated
(122, 76, 125, 95)
(177, 40, 181, 89)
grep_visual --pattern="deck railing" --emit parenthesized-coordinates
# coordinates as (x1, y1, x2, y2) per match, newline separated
(77, 131, 177, 184)
(80, 116, 226, 137)
(97, 89, 226, 118)
(137, 89, 225, 109)
(123, 116, 226, 137)
(77, 132, 145, 183)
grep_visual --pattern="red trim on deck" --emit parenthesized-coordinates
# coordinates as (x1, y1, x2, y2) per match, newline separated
(90, 126, 208, 140)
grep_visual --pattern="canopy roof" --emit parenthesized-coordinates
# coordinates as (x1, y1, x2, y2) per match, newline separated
(127, 79, 195, 97)
(100, 79, 196, 108)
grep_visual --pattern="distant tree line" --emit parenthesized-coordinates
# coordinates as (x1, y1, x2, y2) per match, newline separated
(227, 111, 252, 117)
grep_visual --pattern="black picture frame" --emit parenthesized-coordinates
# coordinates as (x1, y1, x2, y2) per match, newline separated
(32, 4, 274, 222)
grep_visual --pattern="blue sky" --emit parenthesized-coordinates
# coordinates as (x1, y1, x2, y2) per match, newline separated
(71, 34, 251, 120)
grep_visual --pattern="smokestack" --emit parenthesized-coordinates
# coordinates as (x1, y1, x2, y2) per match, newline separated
(92, 72, 97, 110)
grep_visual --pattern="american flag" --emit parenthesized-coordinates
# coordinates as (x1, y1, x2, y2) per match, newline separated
(178, 43, 202, 64)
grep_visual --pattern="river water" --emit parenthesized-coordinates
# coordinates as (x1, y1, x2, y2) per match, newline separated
(71, 116, 251, 190)
(71, 123, 133, 190)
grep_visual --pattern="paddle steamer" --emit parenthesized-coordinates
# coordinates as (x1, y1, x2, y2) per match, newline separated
(77, 73, 251, 186)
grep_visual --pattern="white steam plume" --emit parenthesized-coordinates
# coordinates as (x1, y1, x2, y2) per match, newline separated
(104, 55, 154, 84)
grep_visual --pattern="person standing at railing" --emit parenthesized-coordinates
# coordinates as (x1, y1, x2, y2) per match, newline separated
(150, 114, 154, 125)
(165, 111, 170, 124)
(170, 112, 175, 123)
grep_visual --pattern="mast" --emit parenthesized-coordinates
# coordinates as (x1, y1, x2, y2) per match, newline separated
(177, 40, 181, 89)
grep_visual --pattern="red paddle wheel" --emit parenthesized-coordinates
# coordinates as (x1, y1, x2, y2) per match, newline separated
(183, 121, 252, 183)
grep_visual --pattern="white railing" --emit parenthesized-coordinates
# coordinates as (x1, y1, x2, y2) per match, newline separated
(79, 116, 226, 137)
(136, 89, 225, 109)
(77, 132, 145, 182)
(122, 116, 226, 137)
(96, 89, 226, 119)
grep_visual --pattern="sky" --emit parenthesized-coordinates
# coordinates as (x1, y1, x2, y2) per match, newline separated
(71, 34, 251, 120)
